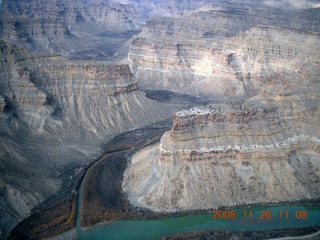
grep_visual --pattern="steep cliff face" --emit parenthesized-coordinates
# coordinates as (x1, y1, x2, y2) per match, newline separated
(1, 0, 320, 238)
(0, 40, 179, 139)
(0, 0, 143, 60)
(129, 3, 320, 98)
(111, 0, 216, 18)
(0, 40, 180, 238)
(123, 93, 320, 211)
(124, 4, 320, 210)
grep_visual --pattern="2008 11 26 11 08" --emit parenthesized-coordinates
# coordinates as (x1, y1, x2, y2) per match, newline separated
(212, 209, 308, 220)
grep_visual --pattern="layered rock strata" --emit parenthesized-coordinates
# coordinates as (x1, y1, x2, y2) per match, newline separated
(123, 95, 320, 211)
(0, 40, 178, 139)
(0, 40, 180, 238)
(110, 0, 216, 18)
(0, 0, 143, 60)
(1, 0, 320, 238)
(129, 3, 320, 98)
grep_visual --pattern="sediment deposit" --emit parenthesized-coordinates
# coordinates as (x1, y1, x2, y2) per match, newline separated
(124, 2, 320, 212)
(1, 0, 320, 239)
(129, 3, 320, 98)
(0, 39, 179, 238)
(123, 94, 320, 211)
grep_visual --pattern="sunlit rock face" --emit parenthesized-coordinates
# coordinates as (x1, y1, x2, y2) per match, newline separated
(129, 2, 320, 98)
(123, 93, 320, 211)
(123, 1, 320, 213)
(110, 0, 215, 18)
(0, 0, 320, 238)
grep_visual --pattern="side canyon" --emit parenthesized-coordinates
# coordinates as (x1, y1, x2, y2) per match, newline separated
(0, 0, 319, 239)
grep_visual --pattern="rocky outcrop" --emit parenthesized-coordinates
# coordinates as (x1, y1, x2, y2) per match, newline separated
(0, 40, 179, 138)
(0, 95, 6, 112)
(111, 0, 216, 18)
(0, 39, 180, 239)
(123, 93, 320, 211)
(129, 3, 320, 98)
(0, 0, 143, 60)
(1, 0, 320, 238)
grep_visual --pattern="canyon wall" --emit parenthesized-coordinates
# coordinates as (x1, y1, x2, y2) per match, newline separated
(129, 3, 320, 98)
(123, 2, 320, 212)
(0, 0, 143, 60)
(0, 40, 179, 238)
(0, 40, 178, 139)
(111, 0, 216, 18)
(123, 94, 320, 211)
(0, 0, 195, 237)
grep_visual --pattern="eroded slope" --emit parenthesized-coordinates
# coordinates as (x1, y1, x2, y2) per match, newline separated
(0, 0, 143, 60)
(123, 15, 320, 211)
(123, 92, 320, 211)
(0, 40, 179, 239)
(129, 3, 320, 98)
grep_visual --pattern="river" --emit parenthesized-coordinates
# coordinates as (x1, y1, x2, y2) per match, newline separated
(75, 154, 320, 240)
(76, 201, 319, 240)
(74, 122, 320, 240)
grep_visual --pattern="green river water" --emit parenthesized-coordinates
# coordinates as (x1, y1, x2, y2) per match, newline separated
(74, 125, 320, 240)
(76, 201, 320, 240)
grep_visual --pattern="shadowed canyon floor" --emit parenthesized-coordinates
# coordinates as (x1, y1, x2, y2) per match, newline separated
(0, 0, 320, 239)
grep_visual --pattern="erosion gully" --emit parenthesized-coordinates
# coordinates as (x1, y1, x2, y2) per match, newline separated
(74, 119, 320, 240)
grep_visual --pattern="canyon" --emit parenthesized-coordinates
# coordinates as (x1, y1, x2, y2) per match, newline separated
(124, 96, 320, 211)
(0, 1, 182, 236)
(123, 2, 320, 212)
(0, 0, 319, 239)
(129, 9, 320, 97)
(123, 1, 320, 213)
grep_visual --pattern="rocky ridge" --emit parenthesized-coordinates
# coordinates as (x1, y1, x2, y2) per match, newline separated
(123, 93, 320, 211)
(0, 0, 143, 60)
(0, 40, 178, 138)
(0, 39, 180, 239)
(110, 0, 216, 18)
(123, 0, 320, 214)
(129, 3, 320, 98)
(1, 0, 320, 239)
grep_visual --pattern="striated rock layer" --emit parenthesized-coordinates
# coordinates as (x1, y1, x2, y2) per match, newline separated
(129, 2, 320, 98)
(123, 93, 320, 211)
(0, 40, 178, 139)
(0, 0, 143, 60)
(124, 3, 320, 211)
(0, 40, 180, 238)
(1, 0, 320, 238)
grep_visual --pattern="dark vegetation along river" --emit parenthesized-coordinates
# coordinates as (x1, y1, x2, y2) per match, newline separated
(74, 118, 320, 240)
(8, 91, 320, 239)
(76, 205, 320, 240)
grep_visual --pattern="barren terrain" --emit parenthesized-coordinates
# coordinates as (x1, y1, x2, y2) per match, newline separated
(0, 0, 319, 239)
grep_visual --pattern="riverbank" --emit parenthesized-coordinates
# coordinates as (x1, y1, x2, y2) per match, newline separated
(162, 227, 320, 240)
(6, 118, 177, 239)
(80, 121, 180, 227)
(7, 117, 320, 239)
(78, 120, 320, 229)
